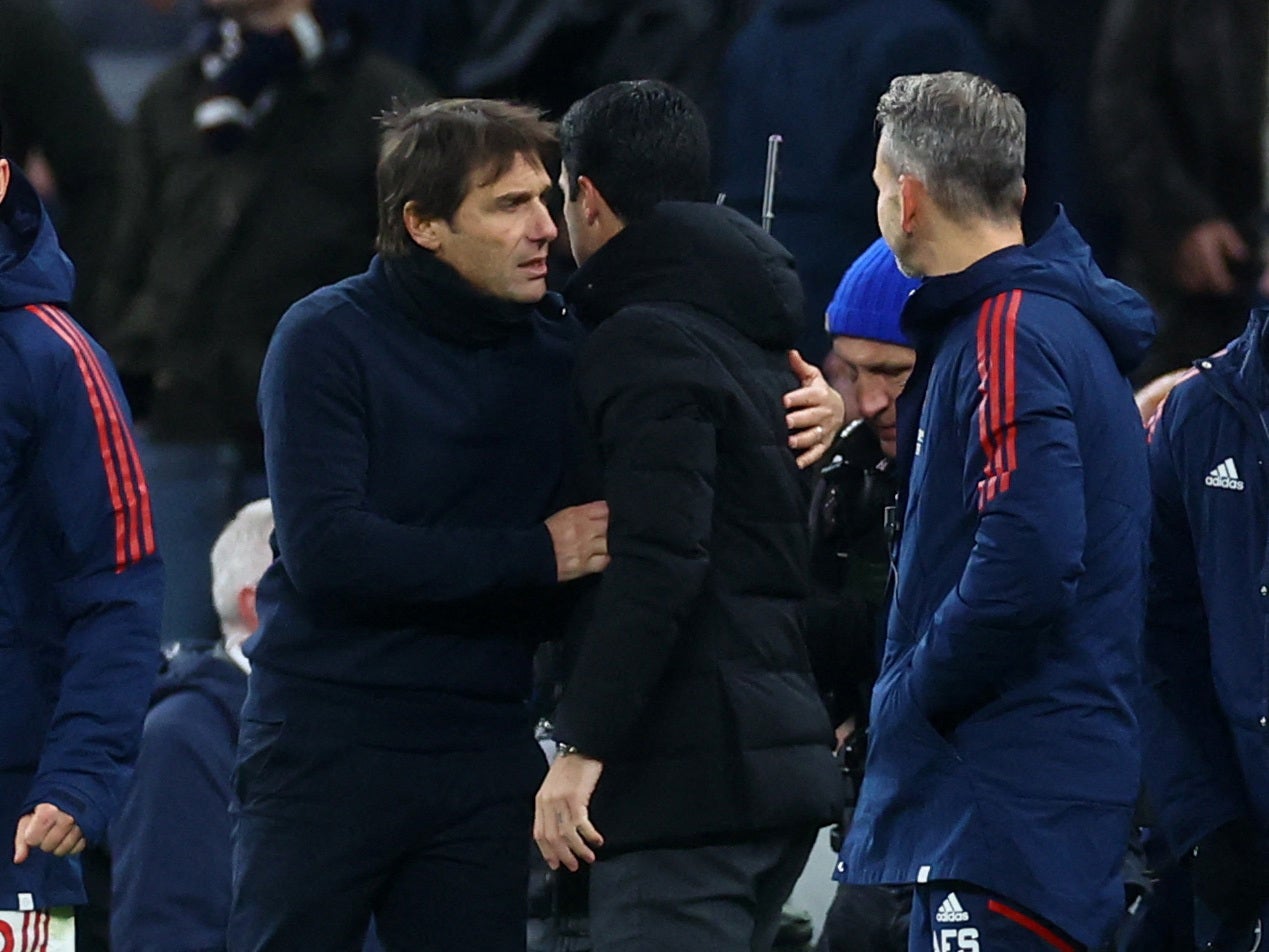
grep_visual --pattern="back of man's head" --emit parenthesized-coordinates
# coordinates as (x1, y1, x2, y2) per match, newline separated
(375, 99, 557, 257)
(876, 71, 1025, 225)
(210, 498, 275, 647)
(559, 80, 712, 224)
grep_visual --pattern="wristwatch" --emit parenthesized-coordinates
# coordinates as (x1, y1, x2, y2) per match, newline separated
(555, 741, 582, 758)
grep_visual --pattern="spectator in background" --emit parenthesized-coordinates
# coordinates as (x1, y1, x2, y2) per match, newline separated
(92, 0, 428, 648)
(1092, 0, 1267, 382)
(1139, 307, 1269, 950)
(808, 237, 918, 952)
(715, 0, 990, 362)
(110, 499, 270, 952)
(838, 72, 1154, 951)
(0, 120, 161, 952)
(0, 0, 121, 321)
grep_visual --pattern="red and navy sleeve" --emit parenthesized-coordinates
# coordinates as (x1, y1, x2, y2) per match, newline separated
(19, 304, 162, 846)
(909, 291, 1087, 722)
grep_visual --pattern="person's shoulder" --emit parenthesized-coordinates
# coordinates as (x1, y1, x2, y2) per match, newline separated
(277, 271, 375, 337)
(584, 302, 707, 358)
(0, 303, 91, 376)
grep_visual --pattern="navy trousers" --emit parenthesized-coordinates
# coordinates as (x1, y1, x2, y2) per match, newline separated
(909, 884, 1084, 952)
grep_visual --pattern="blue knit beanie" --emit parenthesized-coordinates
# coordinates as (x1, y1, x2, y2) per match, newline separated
(825, 237, 919, 346)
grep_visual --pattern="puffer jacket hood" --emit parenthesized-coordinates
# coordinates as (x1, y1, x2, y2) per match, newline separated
(903, 207, 1156, 374)
(0, 164, 75, 310)
(566, 200, 803, 350)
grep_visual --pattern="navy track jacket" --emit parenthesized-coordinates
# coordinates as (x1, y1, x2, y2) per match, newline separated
(838, 210, 1155, 949)
(1140, 309, 1269, 859)
(0, 168, 162, 909)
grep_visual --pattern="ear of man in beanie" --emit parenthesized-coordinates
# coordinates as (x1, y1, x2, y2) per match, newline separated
(825, 237, 919, 347)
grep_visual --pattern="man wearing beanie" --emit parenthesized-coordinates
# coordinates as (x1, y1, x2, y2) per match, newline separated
(809, 237, 917, 952)
(0, 118, 163, 951)
(837, 72, 1155, 951)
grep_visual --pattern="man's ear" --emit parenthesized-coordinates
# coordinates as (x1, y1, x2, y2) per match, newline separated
(403, 200, 443, 251)
(238, 585, 259, 635)
(577, 175, 608, 226)
(0, 159, 9, 207)
(898, 174, 923, 236)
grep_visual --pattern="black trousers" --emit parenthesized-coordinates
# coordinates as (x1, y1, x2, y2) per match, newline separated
(228, 716, 547, 952)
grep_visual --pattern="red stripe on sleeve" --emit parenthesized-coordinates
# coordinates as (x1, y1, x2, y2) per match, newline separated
(27, 305, 156, 570)
(975, 291, 1023, 506)
(987, 898, 1077, 951)
(976, 295, 999, 507)
(1000, 289, 1022, 492)
(976, 292, 1008, 507)
(37, 306, 156, 560)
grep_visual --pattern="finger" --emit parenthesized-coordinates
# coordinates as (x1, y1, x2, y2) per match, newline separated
(562, 826, 597, 866)
(20, 810, 59, 849)
(787, 349, 816, 382)
(575, 816, 605, 850)
(785, 406, 830, 430)
(795, 442, 828, 470)
(51, 827, 84, 858)
(13, 815, 31, 865)
(38, 815, 77, 855)
(67, 832, 86, 856)
(782, 384, 823, 409)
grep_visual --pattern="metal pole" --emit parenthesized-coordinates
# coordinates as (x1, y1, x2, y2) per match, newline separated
(761, 134, 782, 233)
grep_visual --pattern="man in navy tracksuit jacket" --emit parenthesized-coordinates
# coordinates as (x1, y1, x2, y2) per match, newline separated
(837, 72, 1155, 952)
(0, 132, 162, 938)
(1139, 308, 1269, 947)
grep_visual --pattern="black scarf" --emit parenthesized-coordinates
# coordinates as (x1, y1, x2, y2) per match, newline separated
(382, 244, 538, 348)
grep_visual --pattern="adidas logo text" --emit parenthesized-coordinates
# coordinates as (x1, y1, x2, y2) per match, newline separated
(1205, 457, 1245, 491)
(936, 892, 970, 924)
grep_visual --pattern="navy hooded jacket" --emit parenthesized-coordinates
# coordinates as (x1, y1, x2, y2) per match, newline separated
(1139, 309, 1269, 860)
(110, 649, 246, 951)
(837, 211, 1155, 949)
(0, 167, 161, 909)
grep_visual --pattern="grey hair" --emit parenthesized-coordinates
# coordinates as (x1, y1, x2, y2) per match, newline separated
(210, 498, 275, 637)
(876, 71, 1026, 223)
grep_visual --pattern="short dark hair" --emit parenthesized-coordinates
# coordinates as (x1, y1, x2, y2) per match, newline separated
(559, 80, 712, 223)
(376, 99, 558, 257)
(876, 72, 1026, 223)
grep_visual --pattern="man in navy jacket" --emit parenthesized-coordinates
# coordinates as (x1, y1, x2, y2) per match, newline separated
(837, 72, 1156, 951)
(1140, 308, 1269, 947)
(0, 123, 162, 945)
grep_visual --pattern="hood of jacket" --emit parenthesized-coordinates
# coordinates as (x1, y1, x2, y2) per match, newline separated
(1202, 305, 1269, 409)
(903, 207, 1156, 375)
(0, 165, 75, 311)
(565, 201, 803, 350)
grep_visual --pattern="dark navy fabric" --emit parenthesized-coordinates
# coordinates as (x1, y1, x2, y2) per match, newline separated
(229, 731, 545, 952)
(837, 210, 1155, 950)
(1140, 308, 1269, 859)
(0, 167, 162, 908)
(717, 0, 992, 361)
(910, 884, 1083, 952)
(251, 251, 582, 750)
(110, 650, 247, 951)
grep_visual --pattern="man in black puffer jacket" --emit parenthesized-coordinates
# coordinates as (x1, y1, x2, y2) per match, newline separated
(534, 80, 842, 952)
